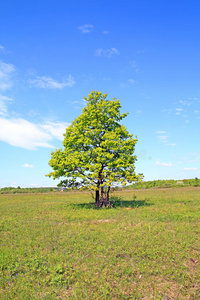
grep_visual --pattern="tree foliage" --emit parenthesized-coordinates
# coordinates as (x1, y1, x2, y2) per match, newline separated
(47, 91, 142, 206)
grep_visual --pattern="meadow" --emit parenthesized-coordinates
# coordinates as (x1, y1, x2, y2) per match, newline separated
(0, 187, 200, 299)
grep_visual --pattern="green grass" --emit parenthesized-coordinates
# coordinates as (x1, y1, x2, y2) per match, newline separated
(0, 188, 200, 299)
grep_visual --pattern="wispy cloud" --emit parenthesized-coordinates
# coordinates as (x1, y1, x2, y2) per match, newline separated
(94, 48, 119, 58)
(0, 61, 15, 91)
(0, 117, 54, 149)
(22, 163, 34, 168)
(128, 79, 138, 85)
(66, 98, 86, 110)
(0, 95, 13, 115)
(129, 60, 139, 73)
(120, 79, 139, 88)
(163, 97, 200, 122)
(179, 97, 200, 106)
(183, 167, 197, 171)
(175, 153, 200, 164)
(156, 131, 167, 134)
(102, 30, 109, 35)
(156, 131, 176, 146)
(71, 99, 86, 110)
(177, 98, 200, 121)
(156, 131, 168, 143)
(41, 121, 70, 140)
(156, 161, 173, 167)
(0, 117, 70, 149)
(0, 45, 5, 52)
(158, 135, 168, 143)
(0, 61, 14, 115)
(28, 75, 75, 89)
(175, 107, 184, 115)
(78, 24, 93, 33)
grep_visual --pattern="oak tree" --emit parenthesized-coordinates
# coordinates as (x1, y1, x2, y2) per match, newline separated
(47, 91, 142, 206)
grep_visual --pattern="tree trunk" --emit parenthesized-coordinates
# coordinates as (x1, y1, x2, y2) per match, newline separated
(101, 186, 106, 205)
(95, 190, 100, 206)
(106, 186, 110, 202)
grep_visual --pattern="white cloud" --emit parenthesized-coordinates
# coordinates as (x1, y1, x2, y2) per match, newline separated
(156, 131, 176, 146)
(175, 107, 185, 115)
(178, 99, 192, 106)
(41, 121, 69, 140)
(0, 61, 15, 90)
(66, 98, 87, 110)
(156, 131, 167, 134)
(0, 95, 13, 115)
(94, 48, 119, 58)
(22, 163, 34, 168)
(157, 134, 168, 143)
(0, 117, 70, 149)
(175, 153, 200, 164)
(102, 30, 109, 34)
(0, 45, 5, 52)
(129, 61, 137, 68)
(156, 161, 173, 167)
(183, 167, 197, 171)
(129, 60, 139, 73)
(168, 97, 200, 122)
(78, 24, 93, 33)
(0, 117, 53, 149)
(28, 75, 75, 89)
(71, 99, 86, 110)
(128, 79, 138, 85)
(120, 79, 139, 89)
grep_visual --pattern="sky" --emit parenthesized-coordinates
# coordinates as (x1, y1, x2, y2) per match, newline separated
(0, 0, 200, 188)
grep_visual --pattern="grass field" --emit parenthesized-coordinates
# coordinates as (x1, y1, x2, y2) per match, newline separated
(0, 187, 200, 299)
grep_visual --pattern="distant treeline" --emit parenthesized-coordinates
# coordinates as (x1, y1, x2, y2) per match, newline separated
(0, 186, 58, 194)
(127, 178, 200, 189)
(0, 178, 200, 194)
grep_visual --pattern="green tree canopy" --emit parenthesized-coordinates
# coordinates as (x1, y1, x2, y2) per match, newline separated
(47, 91, 143, 206)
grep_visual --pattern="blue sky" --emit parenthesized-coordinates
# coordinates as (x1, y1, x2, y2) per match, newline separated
(0, 0, 200, 188)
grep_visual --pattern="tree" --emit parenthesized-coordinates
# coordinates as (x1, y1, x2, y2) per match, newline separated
(46, 91, 143, 207)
